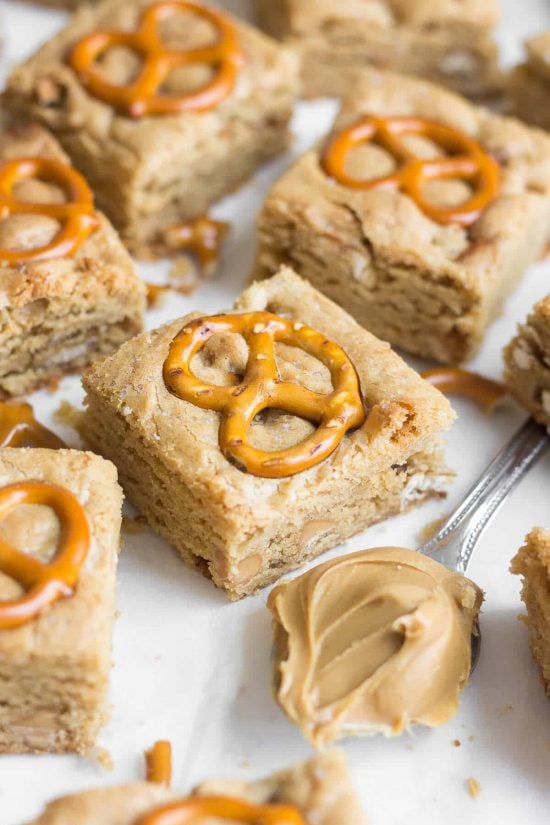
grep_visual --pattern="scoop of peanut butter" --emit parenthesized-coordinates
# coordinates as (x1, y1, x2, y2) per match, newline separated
(268, 546, 483, 746)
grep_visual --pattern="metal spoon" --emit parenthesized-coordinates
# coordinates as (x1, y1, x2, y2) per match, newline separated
(416, 417, 550, 669)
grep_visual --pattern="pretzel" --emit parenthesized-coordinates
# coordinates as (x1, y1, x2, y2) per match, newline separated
(164, 216, 229, 271)
(322, 116, 501, 226)
(139, 796, 306, 825)
(0, 157, 98, 265)
(422, 367, 507, 413)
(0, 482, 90, 630)
(163, 312, 366, 478)
(145, 740, 172, 786)
(0, 401, 66, 449)
(69, 1, 244, 118)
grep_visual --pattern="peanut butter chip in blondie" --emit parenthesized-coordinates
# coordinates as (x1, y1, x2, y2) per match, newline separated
(268, 546, 483, 745)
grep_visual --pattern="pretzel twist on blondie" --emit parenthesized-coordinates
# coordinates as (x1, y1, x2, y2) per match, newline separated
(139, 796, 306, 824)
(0, 157, 98, 264)
(69, 0, 244, 118)
(322, 116, 501, 226)
(163, 312, 366, 478)
(0, 482, 90, 629)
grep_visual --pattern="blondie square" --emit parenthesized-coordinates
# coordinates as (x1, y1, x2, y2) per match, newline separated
(256, 0, 501, 99)
(503, 295, 550, 427)
(81, 267, 454, 599)
(256, 71, 550, 364)
(511, 527, 550, 696)
(29, 750, 365, 824)
(0, 448, 122, 753)
(508, 32, 550, 132)
(0, 122, 145, 398)
(6, 0, 298, 257)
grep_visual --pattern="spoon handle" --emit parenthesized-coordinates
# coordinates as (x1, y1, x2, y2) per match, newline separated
(418, 418, 549, 573)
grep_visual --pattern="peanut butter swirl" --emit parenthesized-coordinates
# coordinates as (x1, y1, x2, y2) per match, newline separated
(268, 547, 483, 746)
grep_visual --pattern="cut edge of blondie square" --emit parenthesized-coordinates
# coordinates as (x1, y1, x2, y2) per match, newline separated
(5, 0, 299, 256)
(256, 70, 550, 364)
(0, 448, 122, 754)
(511, 527, 550, 696)
(256, 0, 501, 99)
(0, 121, 145, 398)
(81, 266, 454, 599)
(503, 295, 550, 428)
(29, 749, 364, 824)
(507, 32, 550, 132)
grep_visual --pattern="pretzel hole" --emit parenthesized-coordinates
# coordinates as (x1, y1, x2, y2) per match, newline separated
(160, 63, 217, 97)
(0, 504, 61, 596)
(420, 178, 475, 210)
(96, 46, 144, 85)
(0, 214, 62, 254)
(0, 176, 67, 252)
(157, 10, 219, 51)
(190, 332, 248, 387)
(248, 409, 317, 452)
(274, 343, 332, 394)
(343, 144, 397, 181)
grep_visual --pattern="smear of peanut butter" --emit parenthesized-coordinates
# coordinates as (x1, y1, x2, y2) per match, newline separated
(268, 546, 483, 746)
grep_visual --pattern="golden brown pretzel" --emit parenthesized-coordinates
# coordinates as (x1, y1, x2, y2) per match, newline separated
(421, 367, 507, 413)
(0, 401, 66, 449)
(145, 740, 172, 786)
(0, 157, 98, 265)
(163, 311, 366, 478)
(322, 115, 500, 226)
(69, 1, 244, 118)
(0, 482, 90, 630)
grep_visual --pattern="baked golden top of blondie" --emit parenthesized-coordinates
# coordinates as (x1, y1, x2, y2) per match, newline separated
(321, 114, 501, 226)
(83, 268, 453, 501)
(7, 0, 296, 152)
(68, 1, 245, 118)
(0, 122, 144, 310)
(281, 0, 499, 33)
(268, 546, 483, 745)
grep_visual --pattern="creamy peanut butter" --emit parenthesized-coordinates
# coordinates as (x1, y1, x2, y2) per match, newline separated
(268, 546, 483, 746)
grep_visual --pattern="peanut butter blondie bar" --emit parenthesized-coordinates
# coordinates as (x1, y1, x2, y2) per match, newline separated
(511, 528, 550, 697)
(6, 0, 298, 257)
(0, 448, 122, 753)
(29, 750, 365, 824)
(0, 122, 145, 398)
(256, 0, 501, 99)
(507, 32, 550, 132)
(81, 267, 454, 599)
(256, 71, 550, 364)
(504, 295, 550, 427)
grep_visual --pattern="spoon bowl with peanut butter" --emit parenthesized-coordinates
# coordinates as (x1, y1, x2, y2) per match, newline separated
(268, 417, 549, 745)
